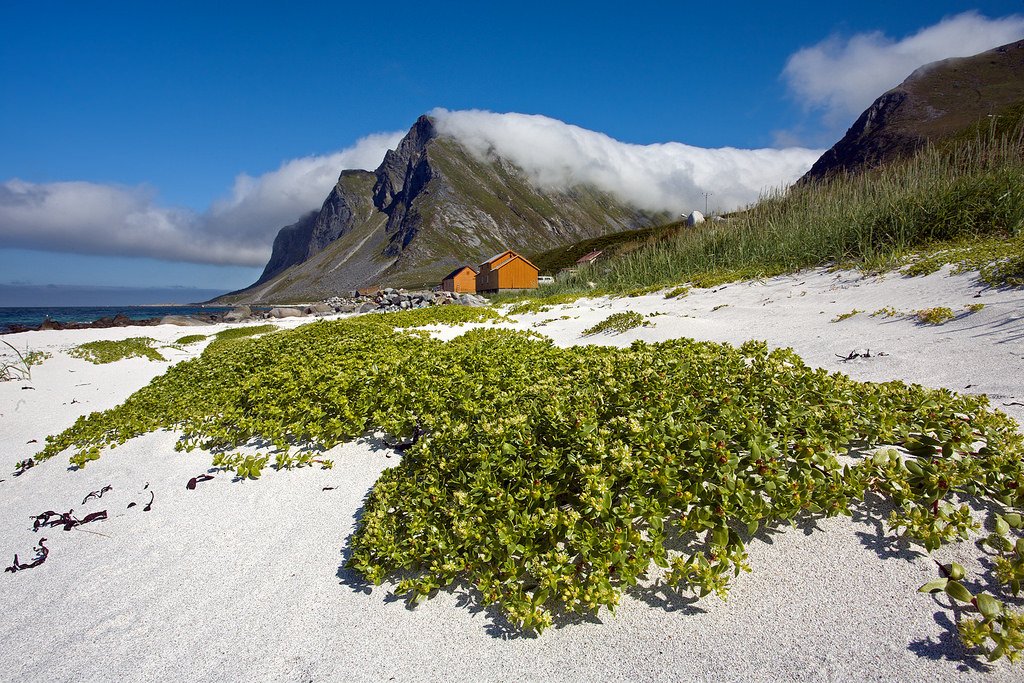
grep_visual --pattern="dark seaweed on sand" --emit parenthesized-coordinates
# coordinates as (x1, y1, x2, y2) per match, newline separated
(5, 538, 48, 573)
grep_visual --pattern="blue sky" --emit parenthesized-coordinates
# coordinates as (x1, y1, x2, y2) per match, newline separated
(1, 1, 1022, 303)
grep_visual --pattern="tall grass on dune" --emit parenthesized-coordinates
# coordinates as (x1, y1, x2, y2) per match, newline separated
(541, 128, 1024, 296)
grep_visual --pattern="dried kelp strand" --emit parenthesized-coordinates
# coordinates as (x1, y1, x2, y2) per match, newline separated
(31, 509, 108, 532)
(82, 485, 113, 504)
(186, 474, 214, 490)
(5, 538, 48, 573)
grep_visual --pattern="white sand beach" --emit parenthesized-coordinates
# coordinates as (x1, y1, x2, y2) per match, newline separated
(2, 266, 1023, 682)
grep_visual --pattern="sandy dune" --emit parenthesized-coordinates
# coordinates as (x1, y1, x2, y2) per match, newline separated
(1, 266, 1022, 682)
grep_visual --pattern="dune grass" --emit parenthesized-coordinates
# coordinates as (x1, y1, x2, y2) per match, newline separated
(521, 128, 1024, 299)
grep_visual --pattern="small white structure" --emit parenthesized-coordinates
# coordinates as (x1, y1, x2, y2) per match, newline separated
(686, 210, 705, 226)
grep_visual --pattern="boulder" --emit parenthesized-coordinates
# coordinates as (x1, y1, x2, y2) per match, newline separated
(358, 302, 378, 313)
(686, 210, 705, 226)
(269, 307, 305, 319)
(160, 315, 207, 326)
(304, 303, 333, 316)
(223, 306, 252, 322)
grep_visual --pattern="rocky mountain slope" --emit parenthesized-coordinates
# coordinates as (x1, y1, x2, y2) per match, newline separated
(800, 39, 1024, 183)
(219, 116, 667, 303)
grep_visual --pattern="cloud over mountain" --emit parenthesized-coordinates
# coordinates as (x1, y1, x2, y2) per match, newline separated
(0, 132, 403, 267)
(782, 11, 1024, 131)
(1, 113, 821, 267)
(432, 109, 820, 215)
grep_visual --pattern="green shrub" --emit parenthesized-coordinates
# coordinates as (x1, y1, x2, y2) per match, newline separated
(175, 334, 208, 345)
(916, 307, 956, 325)
(202, 324, 279, 353)
(582, 312, 652, 335)
(29, 306, 1024, 658)
(69, 337, 165, 364)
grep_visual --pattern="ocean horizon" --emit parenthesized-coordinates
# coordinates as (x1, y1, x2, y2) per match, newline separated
(0, 305, 237, 333)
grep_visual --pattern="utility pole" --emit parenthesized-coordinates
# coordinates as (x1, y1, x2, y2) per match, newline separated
(702, 192, 713, 215)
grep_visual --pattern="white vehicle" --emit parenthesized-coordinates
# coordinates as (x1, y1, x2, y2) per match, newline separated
(537, 275, 555, 285)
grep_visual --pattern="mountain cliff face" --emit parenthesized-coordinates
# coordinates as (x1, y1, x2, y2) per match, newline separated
(220, 116, 666, 303)
(800, 40, 1024, 183)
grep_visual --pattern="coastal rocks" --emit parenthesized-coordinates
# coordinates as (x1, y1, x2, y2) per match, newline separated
(319, 287, 488, 315)
(269, 307, 304, 319)
(223, 306, 252, 322)
(303, 303, 334, 316)
(160, 315, 208, 326)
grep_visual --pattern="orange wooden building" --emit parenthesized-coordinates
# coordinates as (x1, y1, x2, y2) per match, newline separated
(441, 266, 478, 293)
(475, 250, 539, 293)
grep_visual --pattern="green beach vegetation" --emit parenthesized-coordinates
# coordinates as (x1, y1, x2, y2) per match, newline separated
(203, 324, 278, 352)
(582, 311, 652, 335)
(915, 307, 957, 325)
(69, 337, 165, 364)
(831, 309, 863, 323)
(27, 306, 1024, 659)
(1, 339, 47, 381)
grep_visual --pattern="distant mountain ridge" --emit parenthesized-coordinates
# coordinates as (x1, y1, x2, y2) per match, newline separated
(800, 39, 1024, 183)
(219, 116, 667, 303)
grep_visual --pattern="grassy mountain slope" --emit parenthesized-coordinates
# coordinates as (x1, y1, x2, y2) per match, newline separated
(801, 40, 1024, 182)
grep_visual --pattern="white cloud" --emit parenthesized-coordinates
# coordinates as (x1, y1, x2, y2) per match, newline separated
(0, 131, 403, 266)
(1, 113, 821, 268)
(432, 109, 821, 215)
(783, 12, 1024, 130)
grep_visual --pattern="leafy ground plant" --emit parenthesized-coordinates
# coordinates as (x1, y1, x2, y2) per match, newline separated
(916, 307, 956, 325)
(202, 324, 278, 353)
(27, 306, 1024, 662)
(175, 334, 208, 345)
(831, 309, 863, 323)
(69, 337, 165, 364)
(582, 311, 652, 335)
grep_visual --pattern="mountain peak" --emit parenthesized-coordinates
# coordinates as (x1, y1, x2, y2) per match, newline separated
(216, 115, 665, 303)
